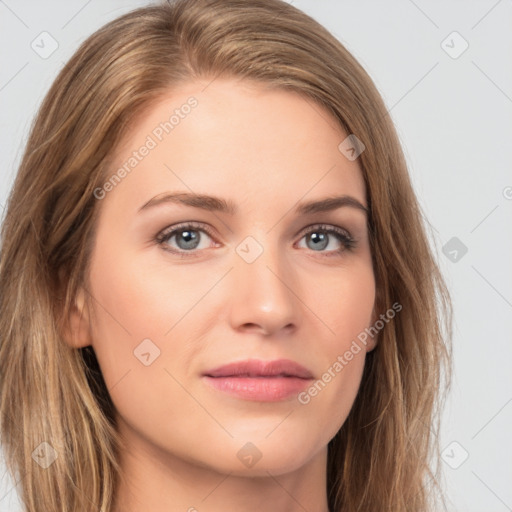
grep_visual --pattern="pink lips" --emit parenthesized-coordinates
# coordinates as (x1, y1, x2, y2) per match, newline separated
(202, 359, 314, 402)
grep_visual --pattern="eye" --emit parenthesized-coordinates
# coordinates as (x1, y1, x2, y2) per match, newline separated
(296, 224, 356, 255)
(155, 222, 217, 254)
(155, 222, 356, 257)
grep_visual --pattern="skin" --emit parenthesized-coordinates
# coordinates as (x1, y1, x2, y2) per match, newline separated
(65, 77, 377, 512)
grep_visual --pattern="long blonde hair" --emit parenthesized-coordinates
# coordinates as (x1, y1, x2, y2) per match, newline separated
(0, 1, 452, 510)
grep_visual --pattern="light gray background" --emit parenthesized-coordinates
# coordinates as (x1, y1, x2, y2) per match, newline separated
(0, 1, 511, 511)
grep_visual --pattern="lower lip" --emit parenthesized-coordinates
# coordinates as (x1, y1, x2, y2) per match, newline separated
(203, 376, 312, 402)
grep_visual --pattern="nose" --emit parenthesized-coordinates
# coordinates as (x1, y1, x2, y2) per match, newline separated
(228, 242, 300, 336)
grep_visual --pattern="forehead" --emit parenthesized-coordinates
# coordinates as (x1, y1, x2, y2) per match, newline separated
(103, 78, 367, 213)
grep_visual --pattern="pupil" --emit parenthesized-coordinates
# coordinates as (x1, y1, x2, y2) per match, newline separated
(177, 230, 199, 250)
(308, 232, 328, 251)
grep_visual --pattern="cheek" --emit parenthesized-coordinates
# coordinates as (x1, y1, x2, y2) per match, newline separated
(85, 240, 221, 390)
(85, 249, 203, 432)
(313, 258, 376, 344)
(89, 245, 208, 337)
(297, 261, 375, 433)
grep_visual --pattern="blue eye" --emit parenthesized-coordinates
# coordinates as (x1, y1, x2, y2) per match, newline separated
(170, 229, 201, 250)
(156, 222, 216, 254)
(155, 222, 356, 257)
(297, 225, 356, 254)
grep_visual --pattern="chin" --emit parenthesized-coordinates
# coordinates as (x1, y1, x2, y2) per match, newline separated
(192, 430, 326, 477)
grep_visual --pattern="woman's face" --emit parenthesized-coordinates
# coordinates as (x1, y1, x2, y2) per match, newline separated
(78, 78, 376, 476)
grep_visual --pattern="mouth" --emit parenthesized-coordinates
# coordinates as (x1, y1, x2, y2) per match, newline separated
(202, 359, 314, 402)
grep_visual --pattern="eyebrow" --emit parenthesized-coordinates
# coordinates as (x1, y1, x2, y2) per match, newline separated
(138, 192, 368, 216)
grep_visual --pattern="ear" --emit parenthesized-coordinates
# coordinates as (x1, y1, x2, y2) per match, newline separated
(365, 304, 379, 353)
(60, 288, 92, 348)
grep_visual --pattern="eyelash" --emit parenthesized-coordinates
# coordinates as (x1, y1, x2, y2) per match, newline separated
(154, 221, 357, 258)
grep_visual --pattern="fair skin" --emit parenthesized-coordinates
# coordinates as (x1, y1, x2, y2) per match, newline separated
(66, 77, 377, 512)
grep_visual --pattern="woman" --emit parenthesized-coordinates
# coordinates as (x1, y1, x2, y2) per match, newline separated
(0, 0, 452, 511)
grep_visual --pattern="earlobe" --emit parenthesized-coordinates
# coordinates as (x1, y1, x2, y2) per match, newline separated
(366, 334, 378, 353)
(60, 288, 92, 348)
(365, 305, 379, 353)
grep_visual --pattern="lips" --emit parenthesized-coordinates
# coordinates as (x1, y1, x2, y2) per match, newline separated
(202, 359, 314, 401)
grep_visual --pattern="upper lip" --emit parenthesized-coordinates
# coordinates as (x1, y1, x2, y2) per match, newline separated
(203, 359, 314, 379)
